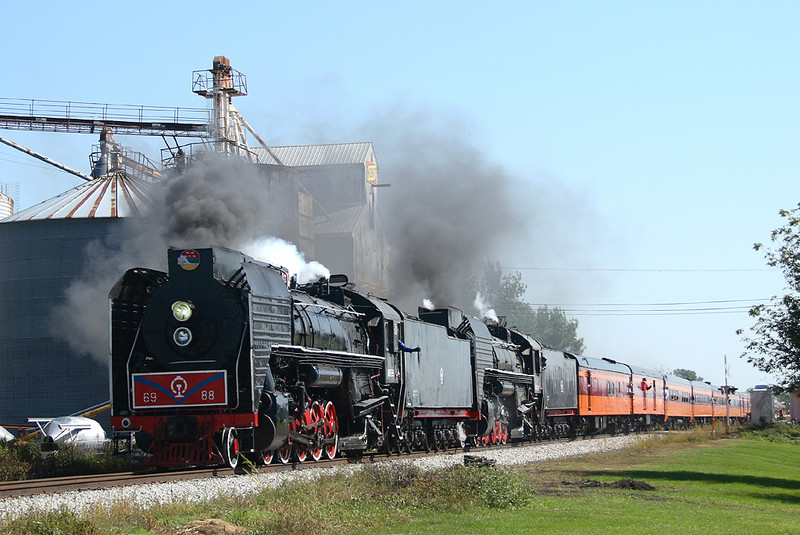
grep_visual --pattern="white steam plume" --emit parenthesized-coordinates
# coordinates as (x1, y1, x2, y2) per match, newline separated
(473, 292, 499, 323)
(422, 298, 435, 310)
(243, 237, 330, 284)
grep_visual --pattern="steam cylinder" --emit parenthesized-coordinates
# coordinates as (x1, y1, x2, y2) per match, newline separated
(300, 364, 344, 388)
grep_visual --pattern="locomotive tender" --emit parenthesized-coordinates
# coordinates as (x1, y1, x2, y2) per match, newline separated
(109, 247, 749, 468)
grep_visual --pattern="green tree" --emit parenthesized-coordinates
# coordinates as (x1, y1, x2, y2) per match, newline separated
(478, 262, 585, 354)
(672, 368, 703, 382)
(739, 205, 800, 391)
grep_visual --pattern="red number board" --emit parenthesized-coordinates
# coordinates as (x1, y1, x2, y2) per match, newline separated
(132, 371, 228, 409)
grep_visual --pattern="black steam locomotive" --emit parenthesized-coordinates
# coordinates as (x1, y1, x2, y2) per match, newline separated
(109, 247, 541, 468)
(109, 247, 749, 468)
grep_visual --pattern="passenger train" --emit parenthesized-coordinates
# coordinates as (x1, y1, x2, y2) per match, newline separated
(109, 247, 749, 468)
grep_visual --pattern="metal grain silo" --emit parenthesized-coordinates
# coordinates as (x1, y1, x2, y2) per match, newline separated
(0, 174, 157, 427)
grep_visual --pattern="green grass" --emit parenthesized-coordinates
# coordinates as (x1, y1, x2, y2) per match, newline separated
(360, 435, 800, 535)
(3, 427, 800, 534)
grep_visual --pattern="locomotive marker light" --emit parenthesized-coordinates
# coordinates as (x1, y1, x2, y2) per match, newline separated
(173, 326, 193, 346)
(171, 300, 193, 321)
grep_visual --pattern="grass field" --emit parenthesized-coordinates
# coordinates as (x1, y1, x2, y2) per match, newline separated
(357, 436, 800, 535)
(4, 427, 800, 534)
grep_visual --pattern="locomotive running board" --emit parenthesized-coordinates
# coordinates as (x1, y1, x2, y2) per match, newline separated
(271, 345, 384, 369)
(352, 396, 388, 418)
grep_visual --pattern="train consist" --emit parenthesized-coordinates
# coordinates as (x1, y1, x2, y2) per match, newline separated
(109, 247, 750, 468)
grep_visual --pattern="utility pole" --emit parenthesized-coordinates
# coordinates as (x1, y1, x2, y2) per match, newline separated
(724, 354, 731, 432)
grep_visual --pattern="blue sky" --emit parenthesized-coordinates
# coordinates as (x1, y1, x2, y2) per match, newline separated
(1, 2, 797, 389)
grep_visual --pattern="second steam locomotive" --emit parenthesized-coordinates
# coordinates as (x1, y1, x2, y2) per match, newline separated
(109, 247, 749, 468)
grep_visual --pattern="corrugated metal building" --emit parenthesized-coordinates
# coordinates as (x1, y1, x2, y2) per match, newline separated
(255, 142, 389, 295)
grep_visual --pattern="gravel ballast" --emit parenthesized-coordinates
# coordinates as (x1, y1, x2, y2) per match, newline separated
(0, 435, 643, 520)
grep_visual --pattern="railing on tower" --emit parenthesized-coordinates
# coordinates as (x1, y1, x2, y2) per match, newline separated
(0, 97, 210, 137)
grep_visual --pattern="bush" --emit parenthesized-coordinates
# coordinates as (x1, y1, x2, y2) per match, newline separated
(740, 422, 800, 444)
(415, 465, 531, 510)
(0, 443, 31, 481)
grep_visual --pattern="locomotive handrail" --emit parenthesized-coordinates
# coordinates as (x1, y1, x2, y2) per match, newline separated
(125, 320, 145, 414)
(270, 345, 384, 369)
(292, 301, 365, 317)
(230, 324, 249, 411)
(484, 368, 535, 384)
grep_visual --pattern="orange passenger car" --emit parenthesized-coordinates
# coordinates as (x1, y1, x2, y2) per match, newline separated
(627, 364, 665, 428)
(664, 375, 694, 428)
(576, 356, 633, 432)
(691, 382, 714, 421)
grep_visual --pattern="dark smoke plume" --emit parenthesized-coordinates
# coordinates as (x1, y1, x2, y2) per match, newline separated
(156, 157, 290, 246)
(357, 107, 605, 315)
(355, 110, 522, 312)
(379, 132, 525, 309)
(52, 156, 297, 364)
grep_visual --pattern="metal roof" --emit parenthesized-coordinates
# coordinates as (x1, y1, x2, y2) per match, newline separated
(253, 142, 374, 167)
(1, 173, 159, 222)
(315, 205, 366, 234)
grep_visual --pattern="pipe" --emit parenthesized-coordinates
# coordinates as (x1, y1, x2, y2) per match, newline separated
(0, 135, 92, 182)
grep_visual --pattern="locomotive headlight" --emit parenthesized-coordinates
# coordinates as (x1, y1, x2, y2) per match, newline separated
(171, 301, 193, 322)
(173, 327, 193, 347)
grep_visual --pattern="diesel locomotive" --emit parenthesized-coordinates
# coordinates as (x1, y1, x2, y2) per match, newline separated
(109, 247, 749, 469)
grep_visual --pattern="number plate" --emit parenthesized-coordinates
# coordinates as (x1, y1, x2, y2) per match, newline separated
(132, 371, 228, 409)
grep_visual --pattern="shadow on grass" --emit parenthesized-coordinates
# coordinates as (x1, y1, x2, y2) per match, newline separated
(573, 469, 800, 504)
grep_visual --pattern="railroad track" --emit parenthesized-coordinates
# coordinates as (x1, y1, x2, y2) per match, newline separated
(0, 447, 452, 500)
(0, 468, 230, 499)
(0, 434, 627, 500)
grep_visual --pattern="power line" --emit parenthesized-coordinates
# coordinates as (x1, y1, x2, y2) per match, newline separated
(495, 298, 773, 317)
(504, 308, 760, 316)
(501, 266, 771, 273)
(528, 298, 769, 307)
(0, 152, 65, 172)
(564, 307, 759, 317)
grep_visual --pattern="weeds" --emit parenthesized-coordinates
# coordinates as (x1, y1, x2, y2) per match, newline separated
(361, 461, 422, 489)
(4, 509, 99, 535)
(415, 464, 531, 510)
(0, 440, 132, 481)
(739, 421, 800, 444)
